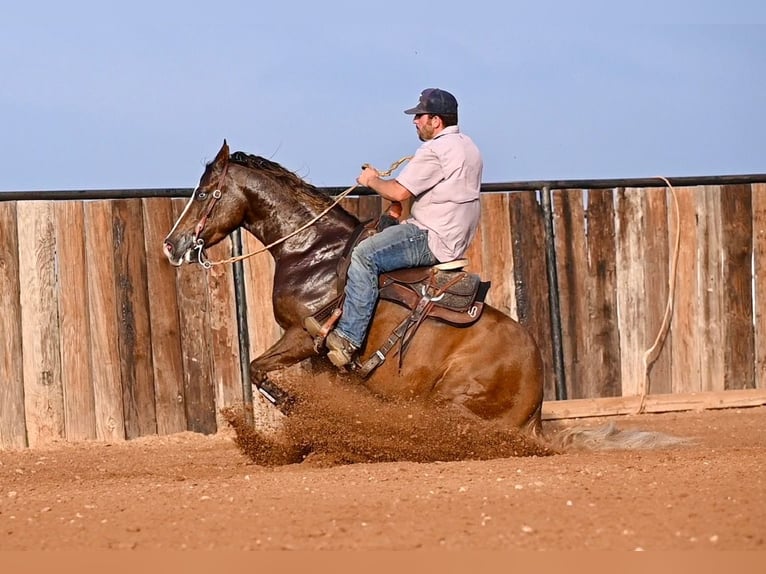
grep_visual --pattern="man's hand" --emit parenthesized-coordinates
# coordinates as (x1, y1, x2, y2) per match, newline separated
(387, 201, 402, 219)
(357, 164, 380, 188)
(356, 163, 413, 203)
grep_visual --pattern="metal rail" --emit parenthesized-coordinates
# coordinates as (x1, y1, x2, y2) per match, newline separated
(2, 173, 765, 201)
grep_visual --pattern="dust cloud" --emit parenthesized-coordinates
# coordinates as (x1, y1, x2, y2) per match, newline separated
(222, 368, 553, 467)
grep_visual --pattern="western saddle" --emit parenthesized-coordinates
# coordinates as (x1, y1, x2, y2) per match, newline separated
(305, 220, 490, 378)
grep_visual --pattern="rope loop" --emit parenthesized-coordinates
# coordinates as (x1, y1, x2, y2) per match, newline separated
(637, 176, 680, 414)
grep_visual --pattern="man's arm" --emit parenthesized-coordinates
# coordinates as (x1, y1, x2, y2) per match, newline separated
(357, 166, 413, 203)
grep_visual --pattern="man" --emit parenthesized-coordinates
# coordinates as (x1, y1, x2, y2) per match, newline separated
(307, 88, 484, 368)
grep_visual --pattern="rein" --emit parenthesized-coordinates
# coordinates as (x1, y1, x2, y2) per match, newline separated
(193, 155, 411, 269)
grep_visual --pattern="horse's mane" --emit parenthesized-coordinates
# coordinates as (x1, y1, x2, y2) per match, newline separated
(228, 151, 333, 208)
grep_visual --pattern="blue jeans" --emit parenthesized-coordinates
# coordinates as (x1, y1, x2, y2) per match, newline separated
(336, 223, 438, 348)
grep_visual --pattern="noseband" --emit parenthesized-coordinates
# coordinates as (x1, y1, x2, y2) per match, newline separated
(191, 162, 229, 268)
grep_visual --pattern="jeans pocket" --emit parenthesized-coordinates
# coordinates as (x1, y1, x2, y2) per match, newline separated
(411, 231, 437, 266)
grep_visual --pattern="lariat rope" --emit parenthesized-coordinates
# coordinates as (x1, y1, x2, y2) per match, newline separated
(637, 176, 680, 414)
(197, 155, 411, 268)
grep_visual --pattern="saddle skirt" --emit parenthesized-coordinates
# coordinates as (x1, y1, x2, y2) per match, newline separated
(379, 264, 489, 326)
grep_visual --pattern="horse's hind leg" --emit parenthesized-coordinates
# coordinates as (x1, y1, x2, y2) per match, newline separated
(249, 326, 316, 411)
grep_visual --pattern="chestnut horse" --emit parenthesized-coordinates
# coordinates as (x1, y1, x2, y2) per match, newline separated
(163, 141, 545, 435)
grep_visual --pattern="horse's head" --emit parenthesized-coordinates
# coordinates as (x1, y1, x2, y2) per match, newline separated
(163, 140, 246, 266)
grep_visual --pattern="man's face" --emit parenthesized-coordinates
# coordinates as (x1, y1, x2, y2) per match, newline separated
(413, 114, 439, 141)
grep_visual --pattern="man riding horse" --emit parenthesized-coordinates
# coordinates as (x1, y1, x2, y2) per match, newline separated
(305, 88, 484, 368)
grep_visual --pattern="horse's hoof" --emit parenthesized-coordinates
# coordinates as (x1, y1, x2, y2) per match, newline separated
(256, 380, 294, 414)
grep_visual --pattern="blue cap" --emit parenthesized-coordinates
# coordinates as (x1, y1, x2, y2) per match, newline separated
(404, 88, 458, 116)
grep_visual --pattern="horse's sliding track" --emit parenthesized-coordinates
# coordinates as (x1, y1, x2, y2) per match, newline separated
(1, 406, 763, 550)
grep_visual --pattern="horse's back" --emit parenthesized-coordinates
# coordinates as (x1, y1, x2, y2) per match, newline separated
(364, 301, 544, 433)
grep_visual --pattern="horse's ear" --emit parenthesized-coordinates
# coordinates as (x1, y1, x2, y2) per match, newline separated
(215, 140, 230, 164)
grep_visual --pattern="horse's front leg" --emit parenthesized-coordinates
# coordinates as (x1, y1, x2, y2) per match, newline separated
(250, 326, 315, 412)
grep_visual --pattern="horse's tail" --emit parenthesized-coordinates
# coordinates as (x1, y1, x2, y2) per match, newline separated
(549, 421, 692, 452)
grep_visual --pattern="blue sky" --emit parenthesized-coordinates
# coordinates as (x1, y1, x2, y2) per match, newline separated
(1, 1, 764, 191)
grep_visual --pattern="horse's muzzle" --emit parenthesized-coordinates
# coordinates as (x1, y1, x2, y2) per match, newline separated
(162, 240, 186, 267)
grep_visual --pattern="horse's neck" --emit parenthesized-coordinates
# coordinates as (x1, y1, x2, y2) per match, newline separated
(240, 196, 357, 264)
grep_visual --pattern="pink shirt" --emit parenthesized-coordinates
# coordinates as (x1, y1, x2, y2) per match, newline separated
(396, 126, 483, 262)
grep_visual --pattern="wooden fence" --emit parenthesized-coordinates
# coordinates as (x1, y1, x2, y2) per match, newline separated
(2, 181, 766, 449)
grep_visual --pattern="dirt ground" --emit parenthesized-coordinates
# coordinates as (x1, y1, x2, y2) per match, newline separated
(1, 404, 764, 551)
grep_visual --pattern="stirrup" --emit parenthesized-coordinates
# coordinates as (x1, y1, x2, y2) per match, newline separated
(304, 309, 341, 339)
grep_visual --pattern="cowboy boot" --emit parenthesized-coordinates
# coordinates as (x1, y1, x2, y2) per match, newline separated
(325, 331, 359, 368)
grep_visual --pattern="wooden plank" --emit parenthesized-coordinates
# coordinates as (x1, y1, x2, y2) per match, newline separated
(338, 197, 358, 218)
(0, 202, 27, 449)
(241, 232, 283, 428)
(172, 199, 217, 434)
(642, 187, 672, 394)
(698, 186, 725, 392)
(542, 388, 766, 420)
(355, 195, 381, 224)
(205, 238, 243, 427)
(464, 191, 490, 278)
(720, 184, 754, 390)
(83, 201, 126, 442)
(54, 201, 96, 441)
(141, 198, 188, 435)
(242, 232, 281, 357)
(479, 193, 515, 318)
(509, 190, 555, 400)
(17, 201, 65, 447)
(753, 183, 766, 390)
(552, 189, 588, 398)
(553, 188, 621, 400)
(112, 199, 157, 438)
(670, 187, 702, 394)
(583, 188, 621, 398)
(614, 188, 646, 397)
(463, 196, 484, 279)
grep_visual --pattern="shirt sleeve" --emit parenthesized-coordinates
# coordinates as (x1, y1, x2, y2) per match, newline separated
(395, 145, 444, 196)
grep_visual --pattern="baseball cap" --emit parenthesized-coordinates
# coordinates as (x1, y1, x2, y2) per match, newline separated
(403, 88, 458, 116)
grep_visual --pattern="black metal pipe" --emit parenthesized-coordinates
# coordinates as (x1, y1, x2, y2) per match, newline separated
(540, 186, 568, 401)
(2, 173, 765, 201)
(0, 187, 194, 201)
(231, 229, 254, 424)
(324, 172, 766, 196)
(477, 172, 766, 192)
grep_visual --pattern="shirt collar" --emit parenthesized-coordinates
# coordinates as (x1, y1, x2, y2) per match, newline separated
(433, 125, 460, 139)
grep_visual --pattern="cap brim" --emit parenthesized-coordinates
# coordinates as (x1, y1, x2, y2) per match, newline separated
(403, 105, 426, 115)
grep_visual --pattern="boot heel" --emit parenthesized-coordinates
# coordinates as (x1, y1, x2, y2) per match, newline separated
(327, 349, 351, 368)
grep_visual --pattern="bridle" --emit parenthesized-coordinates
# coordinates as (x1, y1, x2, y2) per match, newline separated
(191, 161, 229, 268)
